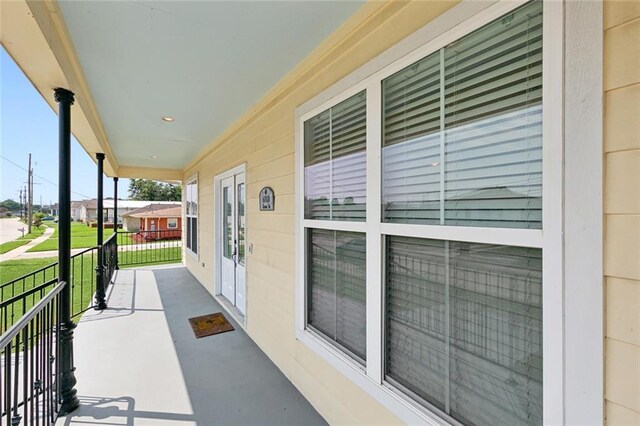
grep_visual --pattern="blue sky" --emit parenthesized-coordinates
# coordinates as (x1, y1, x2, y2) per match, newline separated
(1, 47, 129, 205)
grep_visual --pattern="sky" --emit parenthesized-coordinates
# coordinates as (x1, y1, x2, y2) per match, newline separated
(1, 47, 130, 206)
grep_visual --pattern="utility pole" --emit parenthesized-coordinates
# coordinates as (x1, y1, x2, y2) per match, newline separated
(27, 153, 33, 234)
(19, 188, 23, 220)
(22, 186, 27, 221)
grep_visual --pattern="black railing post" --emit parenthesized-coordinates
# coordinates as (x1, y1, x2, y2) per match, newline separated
(94, 153, 107, 310)
(54, 87, 80, 416)
(113, 177, 119, 270)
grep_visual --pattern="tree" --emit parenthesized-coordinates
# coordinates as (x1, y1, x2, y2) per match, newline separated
(128, 179, 182, 201)
(0, 198, 21, 211)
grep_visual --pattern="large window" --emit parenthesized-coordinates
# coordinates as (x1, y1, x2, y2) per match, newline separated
(298, 1, 548, 425)
(186, 176, 198, 254)
(304, 91, 367, 360)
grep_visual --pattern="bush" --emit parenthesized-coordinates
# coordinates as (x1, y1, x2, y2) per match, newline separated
(33, 212, 45, 228)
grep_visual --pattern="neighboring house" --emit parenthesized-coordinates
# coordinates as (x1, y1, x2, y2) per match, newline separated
(70, 201, 83, 222)
(5, 1, 638, 425)
(50, 203, 59, 216)
(122, 203, 181, 239)
(0, 207, 10, 218)
(78, 199, 178, 225)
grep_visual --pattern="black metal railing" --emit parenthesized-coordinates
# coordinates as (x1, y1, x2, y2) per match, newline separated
(1, 247, 106, 333)
(0, 279, 65, 425)
(103, 234, 117, 286)
(116, 229, 182, 267)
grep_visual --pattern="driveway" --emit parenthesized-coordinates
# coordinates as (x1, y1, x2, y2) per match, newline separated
(0, 217, 26, 243)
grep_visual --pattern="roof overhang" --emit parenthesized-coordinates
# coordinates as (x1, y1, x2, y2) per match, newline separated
(1, 0, 363, 181)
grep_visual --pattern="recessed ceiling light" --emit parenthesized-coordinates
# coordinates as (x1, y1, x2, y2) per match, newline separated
(150, 155, 158, 159)
(162, 116, 175, 122)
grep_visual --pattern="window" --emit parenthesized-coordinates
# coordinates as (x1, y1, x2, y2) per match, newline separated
(307, 229, 366, 362)
(305, 91, 367, 222)
(186, 176, 198, 254)
(167, 218, 178, 229)
(297, 1, 554, 425)
(303, 91, 367, 360)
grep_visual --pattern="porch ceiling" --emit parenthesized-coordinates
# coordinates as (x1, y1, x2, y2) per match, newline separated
(55, 0, 363, 172)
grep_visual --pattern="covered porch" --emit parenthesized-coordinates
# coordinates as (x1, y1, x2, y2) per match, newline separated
(61, 265, 325, 426)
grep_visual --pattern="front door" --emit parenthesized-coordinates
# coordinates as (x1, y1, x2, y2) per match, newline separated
(220, 172, 246, 315)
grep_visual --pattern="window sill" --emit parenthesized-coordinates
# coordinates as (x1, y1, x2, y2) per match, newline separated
(295, 328, 452, 426)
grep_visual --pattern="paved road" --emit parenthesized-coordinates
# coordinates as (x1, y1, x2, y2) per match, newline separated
(0, 218, 26, 243)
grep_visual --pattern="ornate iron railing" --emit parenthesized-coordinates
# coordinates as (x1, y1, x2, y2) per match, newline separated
(0, 248, 101, 334)
(0, 279, 65, 425)
(103, 234, 117, 286)
(116, 229, 182, 267)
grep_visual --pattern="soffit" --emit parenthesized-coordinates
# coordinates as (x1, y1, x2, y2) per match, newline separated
(56, 0, 363, 170)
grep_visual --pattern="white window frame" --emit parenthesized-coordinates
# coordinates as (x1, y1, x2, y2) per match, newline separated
(294, 1, 603, 425)
(167, 218, 178, 229)
(185, 174, 198, 257)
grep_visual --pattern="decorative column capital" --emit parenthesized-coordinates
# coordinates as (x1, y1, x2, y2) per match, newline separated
(96, 153, 105, 161)
(54, 88, 75, 105)
(114, 177, 119, 182)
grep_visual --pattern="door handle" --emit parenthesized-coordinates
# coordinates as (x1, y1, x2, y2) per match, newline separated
(232, 240, 237, 266)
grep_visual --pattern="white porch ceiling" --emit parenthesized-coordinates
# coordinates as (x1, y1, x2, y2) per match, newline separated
(57, 1, 363, 170)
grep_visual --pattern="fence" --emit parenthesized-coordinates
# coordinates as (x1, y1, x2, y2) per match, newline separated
(116, 229, 182, 267)
(0, 248, 100, 334)
(0, 280, 65, 425)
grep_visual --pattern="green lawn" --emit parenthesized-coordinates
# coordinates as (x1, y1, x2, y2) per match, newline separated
(27, 221, 115, 252)
(119, 246, 182, 268)
(1, 245, 181, 330)
(0, 239, 29, 254)
(0, 223, 51, 254)
(1, 250, 100, 329)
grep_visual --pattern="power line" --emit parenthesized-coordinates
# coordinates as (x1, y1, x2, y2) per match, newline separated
(1, 154, 93, 199)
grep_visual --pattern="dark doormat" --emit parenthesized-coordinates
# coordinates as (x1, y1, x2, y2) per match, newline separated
(188, 312, 234, 338)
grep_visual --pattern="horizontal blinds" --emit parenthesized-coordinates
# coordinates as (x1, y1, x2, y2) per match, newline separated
(385, 237, 447, 411)
(307, 229, 366, 361)
(444, 1, 542, 228)
(448, 241, 542, 425)
(305, 91, 366, 221)
(385, 235, 542, 425)
(383, 53, 441, 225)
(382, 0, 542, 229)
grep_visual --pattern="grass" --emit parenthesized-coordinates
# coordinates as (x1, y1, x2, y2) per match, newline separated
(27, 221, 115, 252)
(119, 246, 182, 268)
(1, 250, 100, 329)
(0, 223, 52, 254)
(0, 239, 29, 254)
(1, 243, 182, 327)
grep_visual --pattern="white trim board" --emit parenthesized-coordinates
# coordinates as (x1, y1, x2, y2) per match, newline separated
(294, 0, 603, 424)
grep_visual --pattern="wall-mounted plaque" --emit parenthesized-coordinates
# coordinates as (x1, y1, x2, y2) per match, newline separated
(259, 187, 275, 211)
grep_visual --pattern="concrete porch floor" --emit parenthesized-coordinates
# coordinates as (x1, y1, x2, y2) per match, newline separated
(59, 265, 326, 426)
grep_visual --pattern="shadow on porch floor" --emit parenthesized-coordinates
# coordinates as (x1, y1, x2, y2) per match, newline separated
(59, 265, 326, 426)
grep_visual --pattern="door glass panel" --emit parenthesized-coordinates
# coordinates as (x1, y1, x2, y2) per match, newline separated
(223, 185, 233, 259)
(237, 182, 246, 266)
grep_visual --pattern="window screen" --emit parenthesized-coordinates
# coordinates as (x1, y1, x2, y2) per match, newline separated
(305, 91, 367, 222)
(382, 0, 542, 229)
(307, 229, 366, 361)
(385, 236, 542, 425)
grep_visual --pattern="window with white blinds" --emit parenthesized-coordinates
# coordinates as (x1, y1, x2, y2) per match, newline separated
(385, 236, 542, 425)
(298, 1, 551, 424)
(304, 91, 367, 222)
(382, 0, 542, 229)
(186, 176, 198, 254)
(307, 229, 367, 361)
